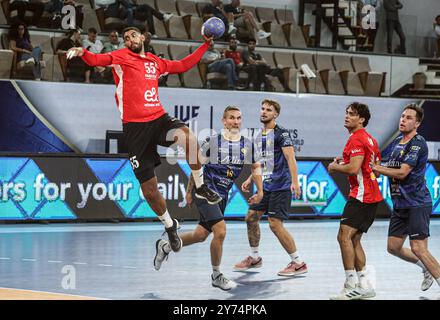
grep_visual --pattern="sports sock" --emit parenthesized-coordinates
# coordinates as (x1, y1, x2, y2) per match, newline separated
(212, 265, 221, 278)
(416, 260, 427, 272)
(289, 251, 304, 264)
(357, 269, 369, 289)
(192, 169, 204, 188)
(158, 210, 173, 228)
(250, 247, 259, 259)
(345, 270, 358, 288)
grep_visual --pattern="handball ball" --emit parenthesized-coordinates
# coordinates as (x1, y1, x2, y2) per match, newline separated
(202, 17, 225, 39)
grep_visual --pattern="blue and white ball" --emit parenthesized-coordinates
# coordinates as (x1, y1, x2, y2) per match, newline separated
(202, 17, 226, 39)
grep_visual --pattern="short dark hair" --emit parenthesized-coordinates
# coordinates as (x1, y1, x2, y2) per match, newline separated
(346, 102, 371, 127)
(223, 106, 241, 118)
(88, 27, 97, 34)
(248, 38, 256, 44)
(123, 27, 142, 37)
(404, 103, 424, 123)
(436, 15, 440, 20)
(262, 99, 281, 114)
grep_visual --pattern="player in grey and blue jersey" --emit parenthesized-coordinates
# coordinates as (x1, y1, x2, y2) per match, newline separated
(233, 99, 308, 277)
(153, 106, 264, 291)
(371, 104, 440, 293)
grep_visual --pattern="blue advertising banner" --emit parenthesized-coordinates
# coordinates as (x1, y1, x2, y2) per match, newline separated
(1, 155, 439, 221)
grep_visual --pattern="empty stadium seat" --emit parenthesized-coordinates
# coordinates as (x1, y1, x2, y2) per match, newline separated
(351, 56, 385, 97)
(168, 44, 188, 87)
(154, 17, 169, 38)
(287, 24, 307, 48)
(0, 49, 13, 79)
(0, 1, 7, 25)
(189, 16, 204, 41)
(256, 7, 276, 25)
(41, 53, 65, 82)
(167, 15, 189, 40)
(314, 54, 345, 95)
(259, 50, 284, 92)
(268, 23, 289, 47)
(156, 0, 177, 15)
(333, 55, 364, 96)
(294, 52, 326, 94)
(275, 9, 295, 25)
(273, 51, 303, 92)
(176, 0, 199, 17)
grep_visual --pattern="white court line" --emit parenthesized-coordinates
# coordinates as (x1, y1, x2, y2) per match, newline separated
(122, 266, 137, 269)
(0, 257, 11, 260)
(21, 259, 36, 262)
(73, 262, 87, 265)
(47, 260, 63, 264)
(98, 264, 112, 267)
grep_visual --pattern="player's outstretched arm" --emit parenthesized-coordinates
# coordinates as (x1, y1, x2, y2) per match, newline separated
(67, 47, 112, 67)
(163, 36, 213, 74)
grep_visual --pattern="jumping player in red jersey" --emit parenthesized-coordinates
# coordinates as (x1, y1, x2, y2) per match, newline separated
(327, 102, 383, 300)
(66, 27, 221, 253)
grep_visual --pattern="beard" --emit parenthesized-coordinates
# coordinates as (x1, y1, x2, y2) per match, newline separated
(260, 117, 271, 124)
(128, 43, 143, 54)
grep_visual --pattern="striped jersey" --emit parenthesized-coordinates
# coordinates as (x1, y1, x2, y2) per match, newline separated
(342, 128, 382, 203)
(81, 43, 209, 123)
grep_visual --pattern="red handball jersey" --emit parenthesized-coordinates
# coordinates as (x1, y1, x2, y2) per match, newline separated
(81, 43, 209, 123)
(342, 128, 383, 203)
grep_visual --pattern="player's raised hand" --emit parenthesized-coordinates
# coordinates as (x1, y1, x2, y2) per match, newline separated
(66, 47, 85, 60)
(202, 33, 214, 46)
(241, 178, 252, 192)
(291, 182, 301, 200)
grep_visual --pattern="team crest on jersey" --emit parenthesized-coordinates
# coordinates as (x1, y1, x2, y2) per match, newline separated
(241, 148, 247, 155)
(226, 169, 234, 178)
(367, 137, 373, 146)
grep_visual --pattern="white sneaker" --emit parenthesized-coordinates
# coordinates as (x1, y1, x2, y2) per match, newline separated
(421, 270, 434, 291)
(330, 284, 363, 300)
(163, 13, 174, 22)
(153, 239, 169, 270)
(357, 285, 376, 299)
(211, 273, 237, 291)
(257, 30, 271, 39)
(228, 25, 237, 34)
(25, 57, 35, 65)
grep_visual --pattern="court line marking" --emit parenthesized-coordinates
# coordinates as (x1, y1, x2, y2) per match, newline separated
(73, 262, 87, 265)
(0, 257, 11, 260)
(21, 259, 36, 262)
(98, 264, 113, 267)
(47, 260, 63, 263)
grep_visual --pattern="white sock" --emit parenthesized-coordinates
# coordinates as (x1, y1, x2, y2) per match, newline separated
(345, 270, 358, 288)
(357, 269, 369, 289)
(289, 251, 303, 264)
(229, 22, 234, 28)
(250, 247, 259, 259)
(158, 210, 173, 228)
(416, 260, 427, 272)
(212, 265, 221, 278)
(192, 169, 204, 188)
(163, 242, 172, 254)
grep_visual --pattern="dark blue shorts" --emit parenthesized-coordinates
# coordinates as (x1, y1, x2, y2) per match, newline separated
(249, 190, 292, 221)
(195, 196, 227, 232)
(388, 205, 432, 240)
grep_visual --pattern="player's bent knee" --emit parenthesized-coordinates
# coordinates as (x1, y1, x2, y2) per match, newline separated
(268, 217, 283, 233)
(245, 211, 260, 224)
(410, 241, 427, 257)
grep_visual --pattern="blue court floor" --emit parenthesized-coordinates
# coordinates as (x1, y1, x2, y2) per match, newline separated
(0, 219, 439, 300)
